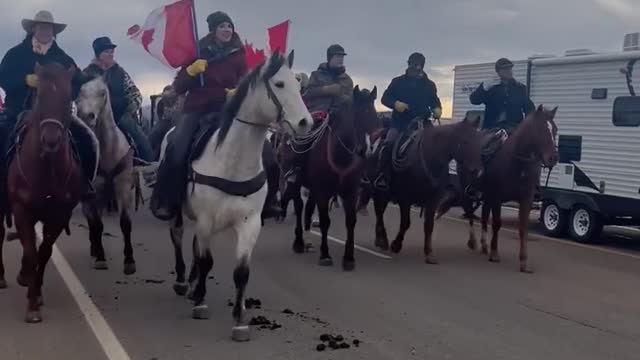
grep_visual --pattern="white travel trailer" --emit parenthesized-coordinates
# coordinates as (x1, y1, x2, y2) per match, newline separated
(451, 33, 640, 243)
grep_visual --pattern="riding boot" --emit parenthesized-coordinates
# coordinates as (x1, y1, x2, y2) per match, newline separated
(373, 142, 392, 191)
(150, 113, 200, 221)
(117, 113, 154, 162)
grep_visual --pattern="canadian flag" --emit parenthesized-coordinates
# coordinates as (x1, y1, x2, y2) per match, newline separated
(268, 20, 290, 55)
(127, 0, 197, 68)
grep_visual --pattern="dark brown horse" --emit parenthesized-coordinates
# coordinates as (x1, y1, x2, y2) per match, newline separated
(439, 105, 559, 273)
(363, 116, 484, 264)
(3, 63, 85, 323)
(290, 86, 379, 271)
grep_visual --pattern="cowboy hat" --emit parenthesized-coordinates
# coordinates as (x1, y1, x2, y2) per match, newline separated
(22, 10, 67, 35)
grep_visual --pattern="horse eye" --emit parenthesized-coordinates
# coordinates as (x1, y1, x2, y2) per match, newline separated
(275, 81, 285, 88)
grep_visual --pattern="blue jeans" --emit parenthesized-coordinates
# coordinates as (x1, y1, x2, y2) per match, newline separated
(117, 113, 153, 162)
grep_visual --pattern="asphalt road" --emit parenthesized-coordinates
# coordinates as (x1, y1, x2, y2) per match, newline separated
(1, 190, 640, 360)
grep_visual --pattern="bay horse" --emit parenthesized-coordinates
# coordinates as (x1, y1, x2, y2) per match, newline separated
(363, 116, 484, 264)
(75, 76, 140, 274)
(3, 63, 90, 323)
(290, 86, 379, 271)
(158, 51, 311, 341)
(438, 105, 559, 273)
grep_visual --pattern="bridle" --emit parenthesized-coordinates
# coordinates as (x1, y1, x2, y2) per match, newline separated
(234, 77, 286, 133)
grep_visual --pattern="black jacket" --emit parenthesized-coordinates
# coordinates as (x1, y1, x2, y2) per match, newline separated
(381, 71, 441, 131)
(84, 62, 136, 121)
(469, 79, 535, 131)
(0, 36, 82, 116)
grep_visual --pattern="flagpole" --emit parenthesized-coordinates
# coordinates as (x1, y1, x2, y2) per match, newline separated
(189, 0, 204, 87)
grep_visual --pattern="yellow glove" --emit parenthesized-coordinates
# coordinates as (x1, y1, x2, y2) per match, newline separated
(25, 74, 38, 88)
(432, 107, 442, 119)
(394, 101, 409, 113)
(186, 59, 208, 77)
(323, 84, 342, 96)
(225, 88, 236, 99)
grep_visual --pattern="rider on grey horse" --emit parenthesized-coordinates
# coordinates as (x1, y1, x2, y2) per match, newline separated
(0, 10, 97, 201)
(83, 36, 153, 162)
(373, 52, 442, 191)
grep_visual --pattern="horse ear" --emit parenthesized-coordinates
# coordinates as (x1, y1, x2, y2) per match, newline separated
(287, 50, 295, 68)
(536, 104, 543, 113)
(551, 106, 558, 116)
(371, 86, 378, 100)
(471, 115, 481, 128)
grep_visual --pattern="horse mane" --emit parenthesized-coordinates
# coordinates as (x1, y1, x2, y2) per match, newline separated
(216, 53, 287, 147)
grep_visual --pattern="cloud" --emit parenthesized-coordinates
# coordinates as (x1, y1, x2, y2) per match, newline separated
(1, 0, 636, 118)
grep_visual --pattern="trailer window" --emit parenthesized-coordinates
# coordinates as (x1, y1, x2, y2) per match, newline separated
(612, 96, 640, 127)
(558, 135, 581, 163)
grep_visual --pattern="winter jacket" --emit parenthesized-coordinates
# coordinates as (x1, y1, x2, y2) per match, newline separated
(84, 61, 142, 121)
(173, 33, 248, 114)
(303, 63, 353, 113)
(0, 36, 83, 116)
(381, 71, 441, 131)
(469, 79, 535, 131)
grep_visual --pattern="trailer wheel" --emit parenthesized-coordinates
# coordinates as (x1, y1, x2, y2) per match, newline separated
(541, 201, 568, 237)
(568, 205, 603, 244)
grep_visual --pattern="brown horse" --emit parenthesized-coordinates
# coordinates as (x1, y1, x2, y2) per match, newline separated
(363, 116, 484, 264)
(290, 86, 379, 271)
(4, 63, 86, 323)
(439, 105, 558, 273)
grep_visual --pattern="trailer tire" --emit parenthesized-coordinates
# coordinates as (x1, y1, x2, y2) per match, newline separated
(541, 201, 568, 237)
(568, 205, 603, 244)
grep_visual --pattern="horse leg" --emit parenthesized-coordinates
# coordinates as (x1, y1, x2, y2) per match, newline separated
(191, 223, 214, 320)
(519, 200, 534, 274)
(480, 202, 490, 254)
(116, 175, 135, 275)
(304, 191, 316, 231)
(467, 208, 477, 251)
(186, 235, 199, 301)
(316, 193, 333, 266)
(341, 191, 357, 271)
(120, 209, 135, 275)
(489, 202, 502, 263)
(82, 200, 107, 270)
(13, 207, 39, 322)
(423, 204, 439, 264)
(230, 214, 261, 342)
(0, 221, 5, 289)
(35, 220, 66, 308)
(170, 212, 188, 296)
(373, 193, 390, 250)
(292, 187, 306, 254)
(390, 201, 411, 254)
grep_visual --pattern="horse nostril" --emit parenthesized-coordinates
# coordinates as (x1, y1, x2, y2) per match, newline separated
(88, 113, 96, 121)
(298, 118, 308, 127)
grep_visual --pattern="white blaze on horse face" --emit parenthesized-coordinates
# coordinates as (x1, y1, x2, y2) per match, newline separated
(269, 63, 312, 136)
(546, 120, 555, 144)
(76, 79, 108, 128)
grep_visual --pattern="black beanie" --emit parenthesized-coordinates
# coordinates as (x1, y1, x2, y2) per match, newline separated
(206, 11, 234, 32)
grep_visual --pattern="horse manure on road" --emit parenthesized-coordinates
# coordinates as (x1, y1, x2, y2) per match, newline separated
(249, 316, 282, 330)
(316, 333, 360, 352)
(244, 297, 262, 309)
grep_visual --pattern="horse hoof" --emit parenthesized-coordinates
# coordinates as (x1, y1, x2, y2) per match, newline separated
(425, 255, 439, 265)
(231, 325, 251, 342)
(390, 241, 402, 254)
(520, 264, 534, 274)
(173, 282, 189, 296)
(489, 254, 501, 263)
(187, 288, 196, 301)
(17, 273, 29, 287)
(375, 237, 389, 250)
(305, 242, 315, 253)
(318, 257, 333, 267)
(342, 260, 355, 272)
(293, 242, 305, 254)
(25, 310, 42, 323)
(123, 263, 136, 275)
(192, 304, 210, 320)
(467, 240, 477, 251)
(94, 261, 108, 270)
(0, 278, 7, 289)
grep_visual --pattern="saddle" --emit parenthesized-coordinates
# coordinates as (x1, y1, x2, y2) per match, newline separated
(392, 117, 430, 163)
(481, 128, 509, 165)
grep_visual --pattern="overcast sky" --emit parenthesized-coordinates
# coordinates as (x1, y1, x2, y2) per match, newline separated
(1, 0, 639, 116)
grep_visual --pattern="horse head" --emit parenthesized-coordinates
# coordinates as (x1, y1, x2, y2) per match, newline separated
(451, 116, 484, 180)
(33, 62, 75, 153)
(527, 105, 559, 168)
(353, 85, 379, 134)
(76, 75, 111, 129)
